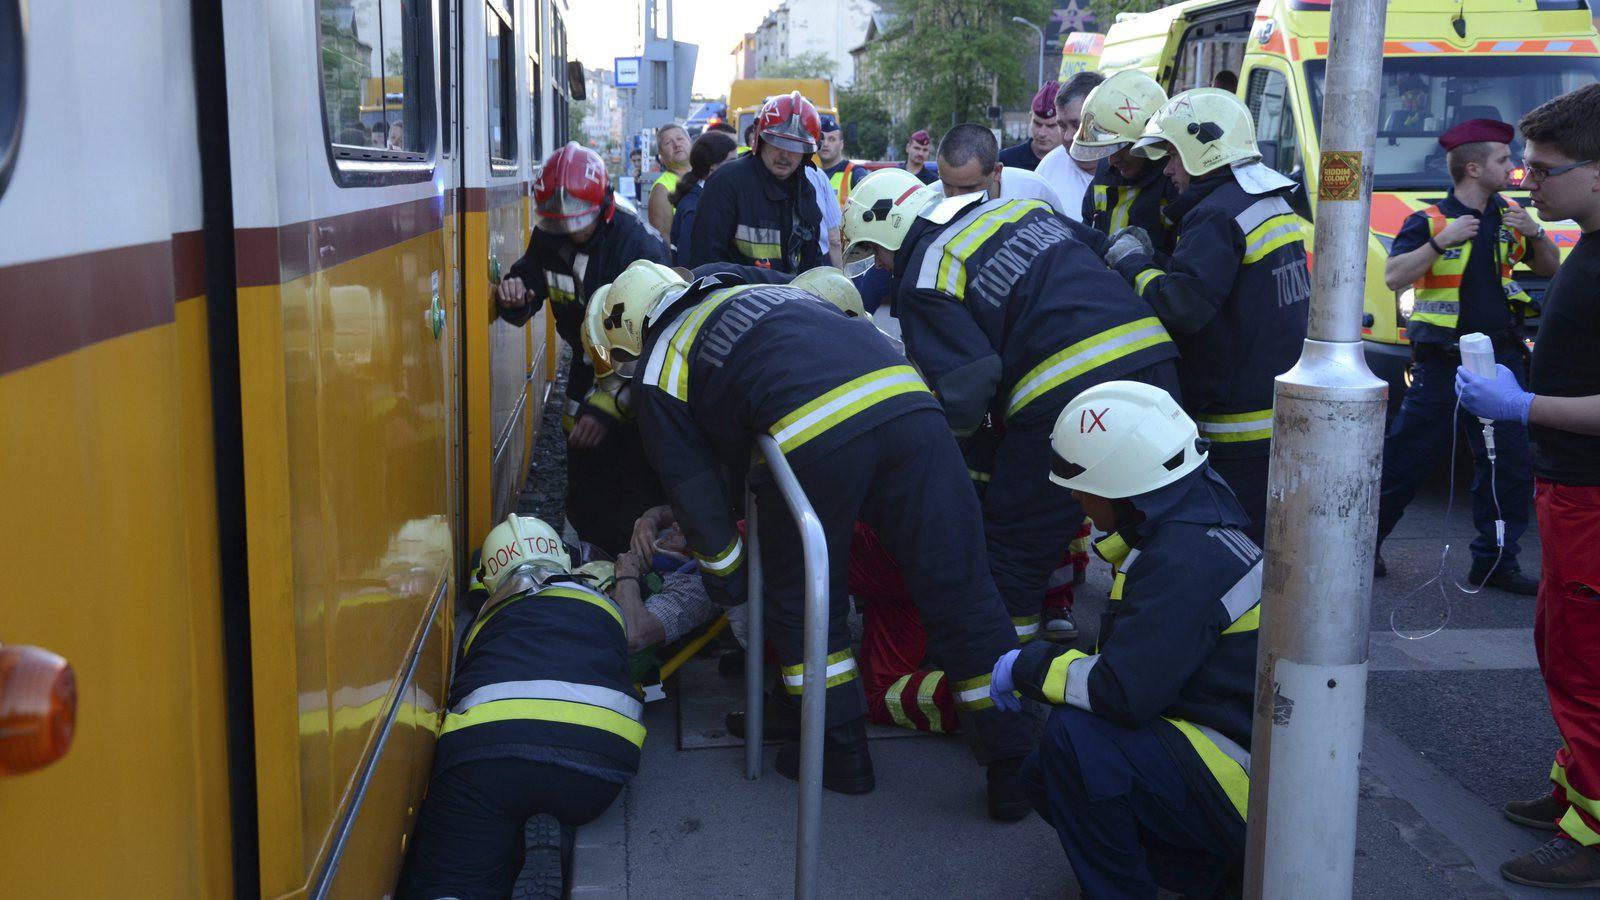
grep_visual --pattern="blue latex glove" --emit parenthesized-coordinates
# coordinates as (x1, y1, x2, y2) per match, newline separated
(990, 649, 1022, 714)
(1455, 363, 1534, 425)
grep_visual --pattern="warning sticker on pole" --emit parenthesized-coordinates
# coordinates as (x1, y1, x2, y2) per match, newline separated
(1319, 151, 1363, 201)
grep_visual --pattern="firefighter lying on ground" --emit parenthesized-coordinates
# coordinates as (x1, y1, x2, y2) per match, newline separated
(586, 259, 1035, 820)
(399, 515, 642, 900)
(990, 382, 1260, 899)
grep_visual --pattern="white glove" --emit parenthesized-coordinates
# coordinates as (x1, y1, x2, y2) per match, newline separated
(1104, 226, 1154, 267)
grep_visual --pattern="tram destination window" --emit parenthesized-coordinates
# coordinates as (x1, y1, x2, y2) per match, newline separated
(487, 0, 517, 169)
(317, 0, 436, 184)
(0, 0, 22, 198)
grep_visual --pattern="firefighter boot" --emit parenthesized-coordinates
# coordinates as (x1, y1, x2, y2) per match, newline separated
(987, 756, 1032, 822)
(776, 717, 875, 795)
(1502, 836, 1600, 888)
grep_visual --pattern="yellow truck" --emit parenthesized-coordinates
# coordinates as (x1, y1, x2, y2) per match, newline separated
(728, 77, 839, 141)
(1099, 0, 1600, 396)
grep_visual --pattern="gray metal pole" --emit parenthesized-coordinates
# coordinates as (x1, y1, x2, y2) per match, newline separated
(755, 436, 828, 900)
(1010, 17, 1045, 87)
(1242, 0, 1389, 897)
(744, 490, 764, 780)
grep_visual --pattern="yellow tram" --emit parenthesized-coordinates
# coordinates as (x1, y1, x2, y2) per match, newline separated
(0, 0, 576, 895)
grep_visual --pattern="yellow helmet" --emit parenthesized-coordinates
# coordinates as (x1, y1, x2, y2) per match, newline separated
(790, 266, 866, 318)
(574, 560, 617, 592)
(589, 260, 686, 365)
(842, 168, 940, 253)
(479, 514, 569, 593)
(1132, 88, 1261, 177)
(1070, 70, 1169, 163)
(582, 284, 614, 378)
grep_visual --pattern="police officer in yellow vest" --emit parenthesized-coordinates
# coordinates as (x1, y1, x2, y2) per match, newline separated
(817, 114, 862, 211)
(398, 515, 643, 899)
(1375, 119, 1560, 593)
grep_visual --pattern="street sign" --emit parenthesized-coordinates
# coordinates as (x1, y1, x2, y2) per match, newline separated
(615, 56, 641, 87)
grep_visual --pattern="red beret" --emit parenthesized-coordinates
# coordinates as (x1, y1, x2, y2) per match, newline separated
(910, 129, 932, 145)
(1032, 81, 1060, 119)
(1439, 118, 1514, 151)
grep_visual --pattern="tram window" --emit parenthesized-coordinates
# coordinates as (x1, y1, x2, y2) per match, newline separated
(487, 1, 517, 168)
(0, 0, 22, 198)
(439, 0, 452, 156)
(529, 55, 544, 162)
(317, 0, 435, 181)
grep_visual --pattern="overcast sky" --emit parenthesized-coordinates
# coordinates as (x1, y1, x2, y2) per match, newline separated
(564, 0, 775, 97)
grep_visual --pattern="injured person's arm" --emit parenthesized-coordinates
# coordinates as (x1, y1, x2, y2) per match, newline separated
(611, 550, 723, 654)
(613, 551, 666, 653)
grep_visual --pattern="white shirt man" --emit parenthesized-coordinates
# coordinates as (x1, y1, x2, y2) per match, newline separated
(1035, 145, 1095, 222)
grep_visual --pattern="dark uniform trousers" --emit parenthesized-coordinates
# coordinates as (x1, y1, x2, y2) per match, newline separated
(565, 418, 669, 554)
(1021, 706, 1245, 900)
(983, 363, 1184, 634)
(754, 407, 1034, 763)
(1377, 340, 1533, 568)
(398, 758, 620, 900)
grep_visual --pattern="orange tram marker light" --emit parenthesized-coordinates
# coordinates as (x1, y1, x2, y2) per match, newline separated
(0, 644, 77, 777)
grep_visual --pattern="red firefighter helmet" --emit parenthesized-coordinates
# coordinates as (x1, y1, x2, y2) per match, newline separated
(754, 91, 821, 155)
(533, 142, 613, 234)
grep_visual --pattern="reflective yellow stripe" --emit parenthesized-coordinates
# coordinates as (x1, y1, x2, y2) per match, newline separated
(1041, 649, 1088, 705)
(1110, 571, 1127, 602)
(1241, 213, 1303, 265)
(1094, 532, 1132, 568)
(769, 365, 930, 454)
(1165, 717, 1249, 819)
(1133, 268, 1162, 296)
(693, 535, 744, 576)
(585, 390, 622, 420)
(1007, 317, 1172, 416)
(1093, 184, 1109, 213)
(968, 469, 991, 483)
(1196, 409, 1273, 444)
(781, 649, 858, 694)
(442, 698, 646, 747)
(1110, 187, 1138, 233)
(658, 289, 743, 401)
(1552, 754, 1600, 845)
(919, 672, 952, 732)
(952, 672, 994, 712)
(934, 201, 1048, 299)
(1011, 614, 1041, 644)
(465, 586, 624, 654)
(1222, 604, 1260, 635)
(884, 673, 915, 730)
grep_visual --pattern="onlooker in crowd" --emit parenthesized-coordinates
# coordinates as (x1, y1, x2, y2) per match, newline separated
(687, 91, 826, 273)
(648, 123, 692, 238)
(668, 130, 739, 266)
(817, 114, 864, 210)
(805, 159, 846, 267)
(997, 82, 1062, 173)
(386, 120, 405, 150)
(1386, 75, 1432, 133)
(904, 129, 939, 184)
(1456, 82, 1600, 889)
(1036, 71, 1107, 222)
(1374, 118, 1558, 592)
(937, 123, 1066, 212)
(398, 516, 641, 900)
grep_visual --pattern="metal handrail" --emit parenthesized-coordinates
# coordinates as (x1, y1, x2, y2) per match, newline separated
(744, 434, 830, 900)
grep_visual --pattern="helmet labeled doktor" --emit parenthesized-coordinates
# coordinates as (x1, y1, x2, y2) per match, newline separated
(1132, 89, 1260, 188)
(1049, 381, 1207, 502)
(534, 142, 614, 236)
(478, 514, 571, 594)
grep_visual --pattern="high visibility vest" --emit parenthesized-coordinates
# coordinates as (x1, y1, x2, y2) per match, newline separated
(1410, 199, 1534, 335)
(654, 170, 680, 196)
(829, 161, 857, 210)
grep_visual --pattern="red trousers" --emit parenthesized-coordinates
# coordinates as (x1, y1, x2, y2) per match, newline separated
(850, 523, 961, 732)
(1535, 480, 1600, 844)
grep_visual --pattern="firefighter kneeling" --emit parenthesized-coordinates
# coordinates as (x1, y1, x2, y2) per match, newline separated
(399, 515, 642, 900)
(991, 382, 1259, 899)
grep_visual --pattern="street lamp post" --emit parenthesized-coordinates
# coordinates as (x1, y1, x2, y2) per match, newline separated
(1010, 16, 1045, 88)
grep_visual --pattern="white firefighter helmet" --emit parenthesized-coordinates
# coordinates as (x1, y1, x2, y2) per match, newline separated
(1048, 381, 1208, 499)
(1132, 88, 1261, 176)
(790, 266, 866, 318)
(590, 260, 687, 365)
(842, 168, 939, 253)
(574, 560, 617, 592)
(582, 284, 614, 378)
(478, 514, 570, 593)
(1070, 70, 1169, 163)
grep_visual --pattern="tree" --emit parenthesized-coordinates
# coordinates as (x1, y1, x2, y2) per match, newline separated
(759, 51, 838, 81)
(839, 87, 894, 161)
(866, 0, 1052, 146)
(568, 99, 591, 143)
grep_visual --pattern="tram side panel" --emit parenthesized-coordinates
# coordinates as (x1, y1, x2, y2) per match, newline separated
(225, 0, 456, 894)
(0, 1, 234, 896)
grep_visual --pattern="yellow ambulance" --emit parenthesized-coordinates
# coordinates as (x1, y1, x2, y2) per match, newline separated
(1099, 0, 1600, 396)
